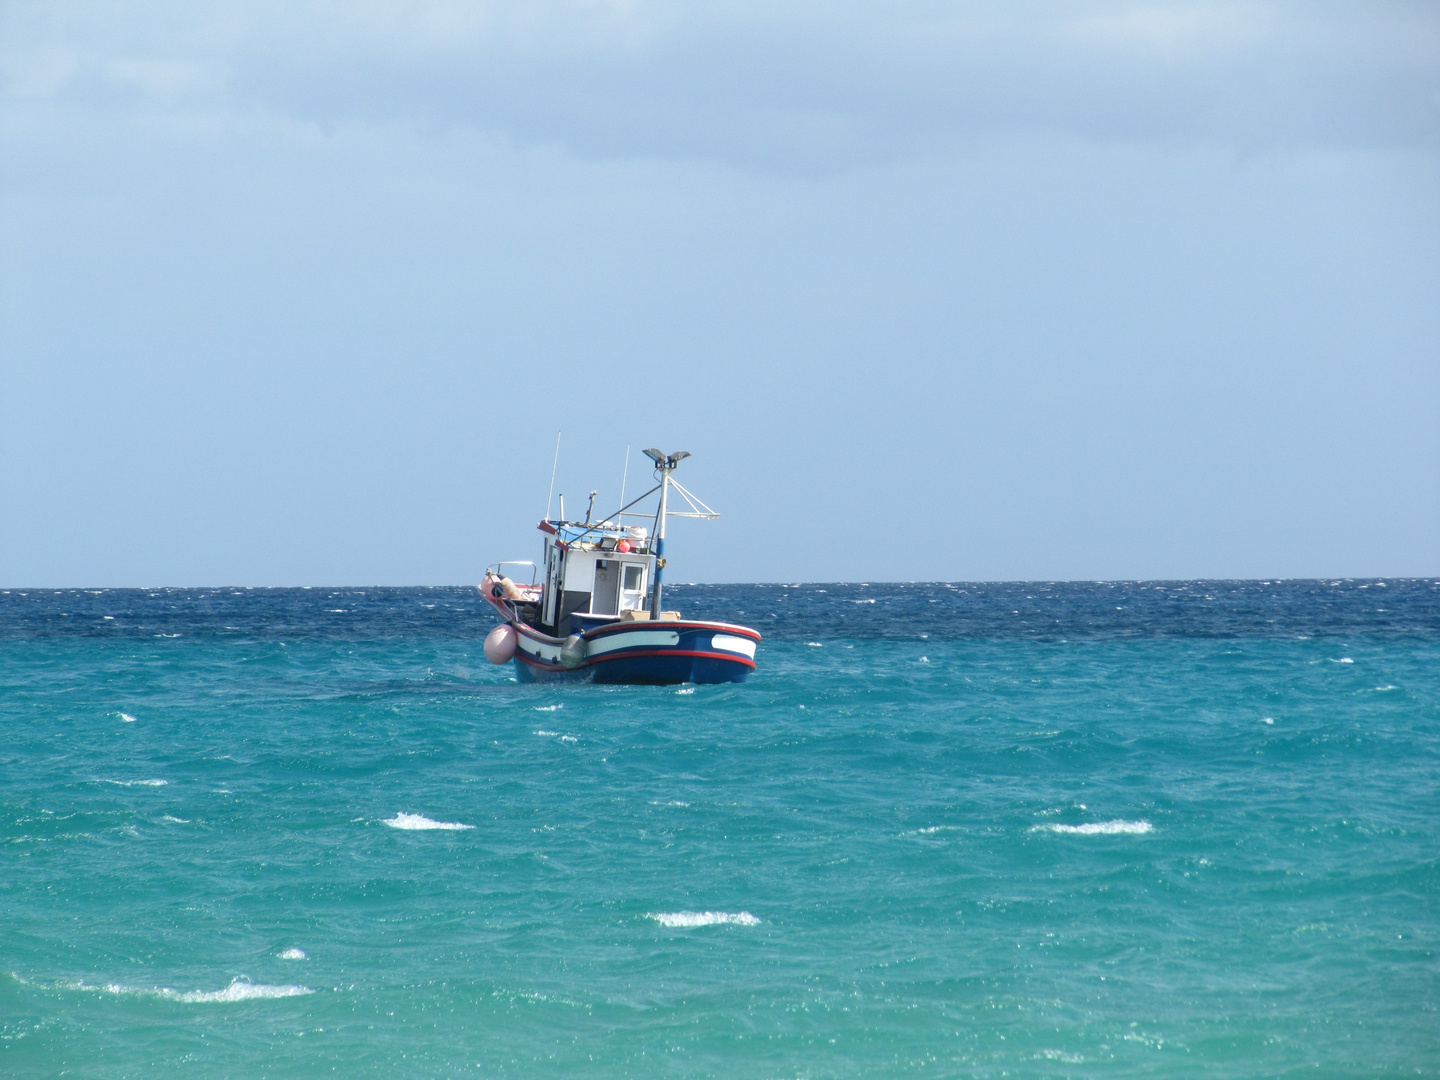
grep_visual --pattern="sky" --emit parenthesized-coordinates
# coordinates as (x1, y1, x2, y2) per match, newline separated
(1, 0, 1437, 585)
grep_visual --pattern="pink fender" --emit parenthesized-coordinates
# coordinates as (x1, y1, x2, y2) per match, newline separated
(484, 623, 518, 664)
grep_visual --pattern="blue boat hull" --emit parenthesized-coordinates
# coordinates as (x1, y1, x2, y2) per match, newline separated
(481, 580, 759, 686)
(507, 619, 759, 686)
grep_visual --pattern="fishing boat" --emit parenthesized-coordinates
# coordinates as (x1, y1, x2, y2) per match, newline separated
(479, 449, 760, 684)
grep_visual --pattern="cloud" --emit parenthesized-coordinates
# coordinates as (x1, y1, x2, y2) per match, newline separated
(3, 0, 1436, 173)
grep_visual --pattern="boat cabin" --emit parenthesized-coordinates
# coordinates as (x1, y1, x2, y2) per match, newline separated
(537, 520, 656, 636)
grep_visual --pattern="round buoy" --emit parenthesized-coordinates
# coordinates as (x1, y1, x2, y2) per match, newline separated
(484, 624, 518, 664)
(616, 539, 632, 553)
(561, 634, 587, 669)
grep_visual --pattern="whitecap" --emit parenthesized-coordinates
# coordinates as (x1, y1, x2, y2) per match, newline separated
(534, 729, 558, 737)
(171, 979, 313, 1002)
(1372, 685, 1398, 692)
(649, 911, 760, 928)
(911, 825, 960, 835)
(118, 712, 138, 723)
(279, 948, 307, 960)
(558, 735, 577, 743)
(59, 977, 312, 1002)
(1331, 657, 1355, 664)
(161, 815, 189, 823)
(1031, 820, 1152, 835)
(675, 687, 695, 695)
(806, 642, 823, 647)
(382, 813, 474, 831)
(532, 704, 563, 712)
(102, 779, 167, 787)
(650, 800, 690, 807)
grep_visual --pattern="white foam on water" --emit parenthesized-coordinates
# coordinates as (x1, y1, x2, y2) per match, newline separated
(382, 813, 474, 831)
(1262, 717, 1275, 725)
(650, 800, 689, 807)
(806, 642, 822, 647)
(172, 979, 313, 1002)
(1373, 685, 1398, 692)
(118, 712, 138, 723)
(911, 825, 960, 835)
(161, 815, 190, 823)
(279, 948, 307, 960)
(102, 779, 167, 787)
(675, 687, 695, 695)
(1332, 657, 1354, 664)
(57, 977, 313, 1002)
(1032, 820, 1153, 835)
(649, 911, 760, 928)
(559, 735, 577, 743)
(534, 729, 558, 737)
(532, 704, 563, 712)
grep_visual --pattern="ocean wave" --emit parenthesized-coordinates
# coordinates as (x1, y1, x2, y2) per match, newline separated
(1031, 820, 1153, 835)
(102, 779, 167, 787)
(532, 704, 562, 712)
(382, 813, 474, 831)
(54, 977, 312, 1002)
(118, 712, 138, 723)
(278, 948, 307, 960)
(171, 980, 313, 1002)
(649, 911, 760, 928)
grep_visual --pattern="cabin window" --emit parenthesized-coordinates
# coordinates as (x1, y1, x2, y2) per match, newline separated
(623, 565, 643, 592)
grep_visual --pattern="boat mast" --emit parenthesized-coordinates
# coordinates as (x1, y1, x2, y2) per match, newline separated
(650, 465, 670, 617)
(642, 448, 690, 617)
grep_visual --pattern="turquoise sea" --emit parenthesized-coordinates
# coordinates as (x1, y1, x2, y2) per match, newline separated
(2, 581, 1436, 1078)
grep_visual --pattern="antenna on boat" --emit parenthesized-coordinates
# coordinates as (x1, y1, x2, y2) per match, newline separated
(585, 490, 597, 524)
(618, 445, 631, 512)
(543, 432, 561, 521)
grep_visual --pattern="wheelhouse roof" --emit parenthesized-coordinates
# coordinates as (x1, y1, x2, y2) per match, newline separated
(540, 521, 639, 545)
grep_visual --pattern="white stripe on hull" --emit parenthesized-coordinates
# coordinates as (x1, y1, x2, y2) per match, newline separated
(585, 630, 681, 657)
